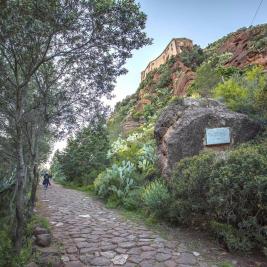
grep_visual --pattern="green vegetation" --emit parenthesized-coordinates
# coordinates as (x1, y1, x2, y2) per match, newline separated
(50, 24, 267, 256)
(52, 121, 110, 185)
(94, 123, 158, 205)
(214, 65, 267, 121)
(179, 44, 206, 71)
(0, 0, 151, 259)
(142, 180, 171, 218)
(0, 215, 49, 267)
(169, 137, 267, 251)
(187, 52, 236, 97)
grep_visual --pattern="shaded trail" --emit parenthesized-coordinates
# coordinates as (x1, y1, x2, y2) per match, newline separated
(38, 183, 266, 267)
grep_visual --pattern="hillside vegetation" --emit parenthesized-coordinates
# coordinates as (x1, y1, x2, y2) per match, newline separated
(52, 24, 267, 254)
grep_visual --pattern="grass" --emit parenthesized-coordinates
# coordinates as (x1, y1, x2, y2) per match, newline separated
(218, 262, 234, 267)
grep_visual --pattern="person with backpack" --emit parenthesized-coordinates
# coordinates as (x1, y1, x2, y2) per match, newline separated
(42, 172, 51, 189)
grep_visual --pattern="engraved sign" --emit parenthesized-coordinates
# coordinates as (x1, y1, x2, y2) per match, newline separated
(205, 127, 230, 145)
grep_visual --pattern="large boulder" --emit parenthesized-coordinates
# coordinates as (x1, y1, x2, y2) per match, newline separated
(155, 98, 262, 177)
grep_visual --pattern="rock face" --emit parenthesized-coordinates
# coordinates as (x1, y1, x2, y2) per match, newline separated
(122, 114, 144, 134)
(155, 98, 261, 177)
(218, 25, 267, 69)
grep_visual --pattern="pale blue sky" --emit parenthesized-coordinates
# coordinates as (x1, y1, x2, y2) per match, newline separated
(110, 0, 267, 106)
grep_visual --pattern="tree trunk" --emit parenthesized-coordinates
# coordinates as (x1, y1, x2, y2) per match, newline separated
(29, 162, 39, 212)
(29, 127, 40, 213)
(14, 126, 26, 254)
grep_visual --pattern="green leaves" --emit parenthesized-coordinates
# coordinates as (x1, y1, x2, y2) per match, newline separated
(53, 122, 110, 185)
(170, 138, 267, 251)
(213, 65, 267, 121)
(142, 180, 170, 218)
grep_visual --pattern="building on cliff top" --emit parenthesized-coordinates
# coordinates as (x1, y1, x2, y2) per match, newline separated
(141, 38, 193, 81)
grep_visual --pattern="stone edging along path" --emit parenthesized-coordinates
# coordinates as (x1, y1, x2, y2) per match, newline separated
(38, 183, 267, 267)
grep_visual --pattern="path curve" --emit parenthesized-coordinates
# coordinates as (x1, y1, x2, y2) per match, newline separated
(39, 183, 265, 267)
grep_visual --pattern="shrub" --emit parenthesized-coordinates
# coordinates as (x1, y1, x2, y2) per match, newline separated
(179, 45, 205, 71)
(156, 66, 172, 88)
(213, 65, 267, 121)
(142, 180, 171, 218)
(210, 221, 252, 252)
(123, 189, 143, 211)
(187, 53, 234, 97)
(0, 229, 14, 267)
(143, 104, 155, 120)
(170, 152, 216, 223)
(169, 137, 267, 251)
(94, 161, 136, 201)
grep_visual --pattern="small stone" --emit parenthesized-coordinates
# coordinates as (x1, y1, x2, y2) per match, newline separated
(164, 260, 177, 267)
(61, 255, 70, 262)
(36, 233, 51, 247)
(38, 255, 63, 267)
(94, 251, 100, 257)
(139, 260, 155, 267)
(128, 255, 142, 264)
(177, 252, 197, 265)
(155, 253, 171, 262)
(141, 246, 154, 251)
(111, 254, 129, 265)
(79, 247, 99, 254)
(66, 247, 78, 254)
(119, 242, 136, 249)
(76, 242, 90, 249)
(193, 251, 200, 257)
(78, 214, 90, 218)
(100, 251, 116, 259)
(140, 251, 156, 260)
(116, 247, 128, 254)
(64, 262, 85, 267)
(55, 222, 64, 227)
(89, 256, 110, 266)
(33, 226, 49, 236)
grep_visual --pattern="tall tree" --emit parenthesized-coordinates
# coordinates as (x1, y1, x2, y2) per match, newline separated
(0, 0, 151, 252)
(55, 119, 110, 185)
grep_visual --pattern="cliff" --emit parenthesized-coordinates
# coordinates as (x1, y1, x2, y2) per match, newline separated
(109, 24, 267, 135)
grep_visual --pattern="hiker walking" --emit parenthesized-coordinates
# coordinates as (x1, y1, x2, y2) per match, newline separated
(42, 172, 51, 190)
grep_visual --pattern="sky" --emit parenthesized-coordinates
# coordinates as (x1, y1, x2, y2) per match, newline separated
(110, 0, 267, 106)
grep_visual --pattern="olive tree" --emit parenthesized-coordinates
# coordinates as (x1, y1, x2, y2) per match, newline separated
(0, 0, 151, 252)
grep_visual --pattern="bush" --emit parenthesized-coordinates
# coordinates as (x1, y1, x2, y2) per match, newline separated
(94, 161, 136, 201)
(142, 180, 171, 218)
(156, 66, 172, 88)
(213, 65, 267, 121)
(169, 152, 216, 223)
(169, 137, 267, 251)
(210, 221, 252, 252)
(0, 229, 14, 267)
(179, 45, 205, 71)
(123, 189, 143, 211)
(187, 53, 233, 97)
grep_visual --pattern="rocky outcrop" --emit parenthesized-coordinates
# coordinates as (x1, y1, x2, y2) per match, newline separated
(155, 98, 262, 177)
(171, 62, 196, 96)
(218, 25, 267, 69)
(122, 114, 144, 134)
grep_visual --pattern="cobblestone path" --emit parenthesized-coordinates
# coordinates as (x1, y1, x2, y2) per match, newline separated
(39, 183, 266, 267)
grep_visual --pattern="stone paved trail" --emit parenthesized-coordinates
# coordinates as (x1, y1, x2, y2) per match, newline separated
(39, 183, 266, 267)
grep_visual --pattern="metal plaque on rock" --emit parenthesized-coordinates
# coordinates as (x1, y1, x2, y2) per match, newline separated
(205, 127, 231, 145)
